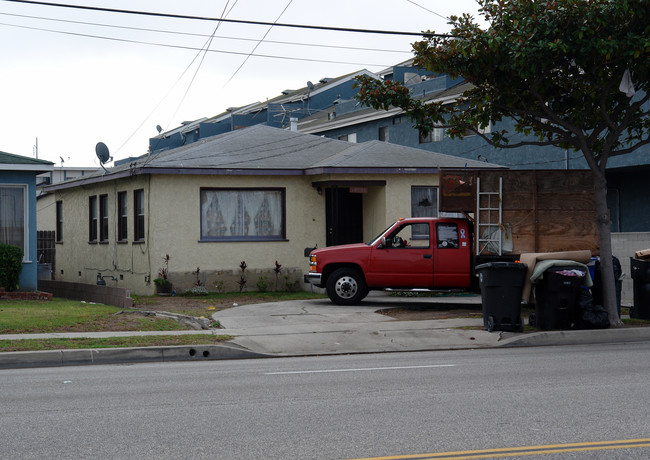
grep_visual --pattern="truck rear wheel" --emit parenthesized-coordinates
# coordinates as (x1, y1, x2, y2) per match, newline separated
(326, 268, 367, 305)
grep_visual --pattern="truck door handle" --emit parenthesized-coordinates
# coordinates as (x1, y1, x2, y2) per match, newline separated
(423, 254, 432, 259)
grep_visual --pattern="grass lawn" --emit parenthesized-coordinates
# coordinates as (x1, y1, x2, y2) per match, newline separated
(0, 335, 233, 352)
(0, 291, 324, 352)
(0, 298, 190, 334)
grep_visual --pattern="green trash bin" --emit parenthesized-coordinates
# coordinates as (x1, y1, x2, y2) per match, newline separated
(475, 262, 528, 332)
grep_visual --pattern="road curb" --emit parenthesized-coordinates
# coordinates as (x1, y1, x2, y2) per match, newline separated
(0, 344, 269, 369)
(498, 327, 650, 347)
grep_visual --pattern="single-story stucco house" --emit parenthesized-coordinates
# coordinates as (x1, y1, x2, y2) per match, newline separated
(44, 125, 503, 295)
(0, 151, 53, 291)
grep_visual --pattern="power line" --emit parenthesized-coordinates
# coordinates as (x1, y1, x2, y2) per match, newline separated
(0, 20, 395, 67)
(138, 2, 239, 164)
(405, 0, 450, 22)
(1, 0, 450, 37)
(167, 1, 235, 135)
(0, 11, 412, 54)
(223, 0, 293, 88)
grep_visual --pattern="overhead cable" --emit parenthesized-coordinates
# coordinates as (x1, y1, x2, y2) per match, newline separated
(0, 11, 412, 54)
(1, 0, 450, 37)
(0, 21, 393, 66)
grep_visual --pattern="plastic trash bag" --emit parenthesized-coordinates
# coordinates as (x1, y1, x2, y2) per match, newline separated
(576, 289, 609, 329)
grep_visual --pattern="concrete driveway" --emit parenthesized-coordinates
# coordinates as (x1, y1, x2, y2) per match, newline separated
(212, 293, 503, 355)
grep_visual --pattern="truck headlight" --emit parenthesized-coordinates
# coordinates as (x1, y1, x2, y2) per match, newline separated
(309, 255, 317, 272)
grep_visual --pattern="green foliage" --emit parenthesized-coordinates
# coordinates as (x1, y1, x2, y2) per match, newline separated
(356, 0, 650, 326)
(213, 278, 225, 293)
(183, 286, 209, 296)
(356, 0, 650, 169)
(284, 275, 300, 292)
(0, 335, 233, 352)
(154, 254, 172, 286)
(256, 276, 269, 292)
(0, 244, 23, 291)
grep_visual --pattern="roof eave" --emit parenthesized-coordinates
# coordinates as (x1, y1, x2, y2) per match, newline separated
(1, 164, 54, 173)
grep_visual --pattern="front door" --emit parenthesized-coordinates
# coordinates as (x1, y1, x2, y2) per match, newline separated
(326, 187, 363, 246)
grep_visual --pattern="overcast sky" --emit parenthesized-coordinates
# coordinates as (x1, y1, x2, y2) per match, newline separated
(0, 0, 483, 167)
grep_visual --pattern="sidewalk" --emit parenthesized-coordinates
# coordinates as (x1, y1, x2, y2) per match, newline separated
(1, 293, 650, 369)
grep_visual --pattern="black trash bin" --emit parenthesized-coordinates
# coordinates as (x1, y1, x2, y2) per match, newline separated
(475, 262, 528, 332)
(591, 256, 622, 318)
(630, 257, 650, 320)
(533, 266, 585, 330)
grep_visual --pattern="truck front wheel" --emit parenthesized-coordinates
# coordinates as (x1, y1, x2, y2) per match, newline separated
(326, 268, 367, 305)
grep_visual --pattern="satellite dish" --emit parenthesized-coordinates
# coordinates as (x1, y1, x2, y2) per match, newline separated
(156, 125, 163, 134)
(95, 142, 113, 172)
(307, 81, 314, 90)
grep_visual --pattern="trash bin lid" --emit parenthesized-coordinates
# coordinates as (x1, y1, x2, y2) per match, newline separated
(475, 262, 527, 271)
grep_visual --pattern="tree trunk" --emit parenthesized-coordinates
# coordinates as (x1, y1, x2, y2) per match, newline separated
(593, 173, 623, 327)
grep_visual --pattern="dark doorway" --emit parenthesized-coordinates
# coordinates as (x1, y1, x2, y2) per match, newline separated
(326, 187, 363, 246)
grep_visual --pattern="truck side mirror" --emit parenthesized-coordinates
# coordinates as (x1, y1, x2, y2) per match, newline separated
(380, 237, 387, 248)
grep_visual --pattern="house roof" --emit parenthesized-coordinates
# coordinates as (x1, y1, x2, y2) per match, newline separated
(151, 70, 381, 140)
(298, 80, 475, 135)
(0, 151, 54, 172)
(45, 124, 504, 191)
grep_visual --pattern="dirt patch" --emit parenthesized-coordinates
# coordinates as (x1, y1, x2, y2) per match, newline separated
(130, 293, 312, 317)
(378, 306, 484, 321)
(133, 295, 221, 315)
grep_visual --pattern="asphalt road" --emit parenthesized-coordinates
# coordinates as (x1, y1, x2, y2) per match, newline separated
(2, 342, 650, 460)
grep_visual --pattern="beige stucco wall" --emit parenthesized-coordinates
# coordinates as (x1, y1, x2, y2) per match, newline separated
(147, 174, 326, 294)
(313, 172, 441, 242)
(51, 171, 442, 296)
(52, 175, 152, 295)
(36, 194, 55, 231)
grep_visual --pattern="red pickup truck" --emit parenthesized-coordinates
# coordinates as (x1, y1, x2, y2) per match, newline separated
(305, 217, 473, 305)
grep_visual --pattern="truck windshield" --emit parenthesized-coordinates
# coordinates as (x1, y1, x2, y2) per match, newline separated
(367, 222, 398, 245)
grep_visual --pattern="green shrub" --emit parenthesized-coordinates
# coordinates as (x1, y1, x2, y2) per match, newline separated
(256, 276, 268, 292)
(0, 244, 23, 291)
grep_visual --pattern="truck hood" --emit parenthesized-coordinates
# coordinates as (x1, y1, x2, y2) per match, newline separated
(312, 243, 371, 255)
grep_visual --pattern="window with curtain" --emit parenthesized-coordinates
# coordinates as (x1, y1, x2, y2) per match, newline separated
(117, 191, 127, 241)
(200, 188, 285, 241)
(0, 186, 26, 255)
(99, 194, 108, 242)
(410, 186, 439, 239)
(88, 196, 98, 242)
(134, 189, 145, 242)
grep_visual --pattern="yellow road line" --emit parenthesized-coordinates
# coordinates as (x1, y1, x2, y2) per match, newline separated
(347, 438, 650, 460)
